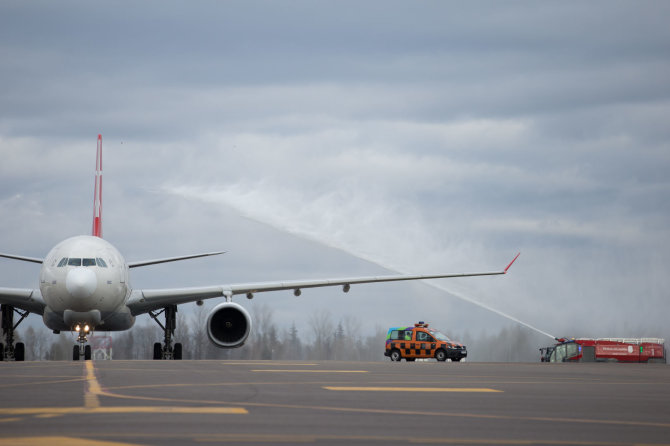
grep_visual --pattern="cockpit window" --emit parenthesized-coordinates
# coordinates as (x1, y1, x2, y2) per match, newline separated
(60, 257, 107, 267)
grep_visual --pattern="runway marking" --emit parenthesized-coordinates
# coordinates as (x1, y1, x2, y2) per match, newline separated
(0, 437, 143, 446)
(223, 362, 319, 366)
(88, 389, 670, 430)
(62, 364, 670, 430)
(81, 361, 248, 415)
(178, 433, 670, 445)
(0, 373, 86, 378)
(0, 377, 87, 388)
(6, 362, 666, 434)
(85, 361, 101, 409)
(0, 363, 81, 369)
(0, 407, 247, 415)
(35, 413, 65, 419)
(251, 369, 368, 373)
(106, 380, 319, 391)
(0, 362, 248, 419)
(324, 386, 503, 393)
(0, 417, 22, 423)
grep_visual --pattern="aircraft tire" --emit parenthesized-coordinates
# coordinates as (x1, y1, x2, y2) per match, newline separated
(84, 345, 92, 361)
(173, 343, 182, 360)
(73, 345, 80, 361)
(153, 343, 162, 360)
(14, 343, 25, 361)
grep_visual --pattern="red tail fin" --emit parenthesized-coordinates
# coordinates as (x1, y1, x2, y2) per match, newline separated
(92, 134, 103, 238)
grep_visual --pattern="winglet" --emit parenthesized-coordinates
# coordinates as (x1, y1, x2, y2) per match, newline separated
(504, 253, 521, 273)
(92, 134, 103, 238)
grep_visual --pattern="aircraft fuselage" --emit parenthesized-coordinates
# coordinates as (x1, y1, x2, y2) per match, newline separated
(39, 235, 134, 332)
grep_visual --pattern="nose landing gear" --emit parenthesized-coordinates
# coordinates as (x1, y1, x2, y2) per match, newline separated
(72, 323, 92, 361)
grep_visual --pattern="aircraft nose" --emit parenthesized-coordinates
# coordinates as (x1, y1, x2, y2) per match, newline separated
(65, 267, 98, 299)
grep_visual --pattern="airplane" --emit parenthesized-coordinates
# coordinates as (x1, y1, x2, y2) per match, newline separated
(0, 135, 520, 361)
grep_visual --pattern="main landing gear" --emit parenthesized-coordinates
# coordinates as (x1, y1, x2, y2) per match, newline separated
(1, 304, 27, 362)
(72, 324, 92, 361)
(149, 304, 182, 360)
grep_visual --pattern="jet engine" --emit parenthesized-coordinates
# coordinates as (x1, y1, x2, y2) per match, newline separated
(206, 302, 252, 348)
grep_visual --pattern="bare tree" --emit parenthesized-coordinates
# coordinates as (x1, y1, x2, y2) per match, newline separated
(279, 322, 302, 360)
(126, 321, 161, 359)
(15, 325, 50, 360)
(190, 304, 209, 359)
(112, 329, 134, 359)
(248, 303, 275, 359)
(308, 309, 334, 360)
(47, 332, 76, 360)
(174, 311, 192, 359)
(332, 321, 346, 360)
(358, 325, 386, 361)
(23, 326, 38, 360)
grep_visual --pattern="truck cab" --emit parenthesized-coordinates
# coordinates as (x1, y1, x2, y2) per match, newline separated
(384, 322, 467, 362)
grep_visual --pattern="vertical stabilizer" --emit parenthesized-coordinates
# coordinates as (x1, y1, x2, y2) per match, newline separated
(92, 134, 103, 238)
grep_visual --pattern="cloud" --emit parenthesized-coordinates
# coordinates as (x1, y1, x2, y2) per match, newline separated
(2, 1, 670, 346)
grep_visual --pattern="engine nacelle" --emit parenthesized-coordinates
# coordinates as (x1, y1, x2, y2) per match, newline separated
(206, 302, 252, 348)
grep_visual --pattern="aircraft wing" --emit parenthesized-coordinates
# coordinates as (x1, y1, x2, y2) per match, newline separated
(127, 251, 225, 268)
(0, 288, 46, 315)
(126, 254, 519, 315)
(0, 253, 43, 264)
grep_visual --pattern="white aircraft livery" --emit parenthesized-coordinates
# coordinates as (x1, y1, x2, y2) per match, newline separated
(0, 135, 519, 361)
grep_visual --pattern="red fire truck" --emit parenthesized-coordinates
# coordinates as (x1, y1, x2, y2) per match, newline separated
(540, 338, 666, 363)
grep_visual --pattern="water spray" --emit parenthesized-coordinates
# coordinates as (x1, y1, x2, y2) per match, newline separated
(169, 185, 557, 341)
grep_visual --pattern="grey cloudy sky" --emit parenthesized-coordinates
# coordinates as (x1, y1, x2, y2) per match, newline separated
(1, 1, 669, 345)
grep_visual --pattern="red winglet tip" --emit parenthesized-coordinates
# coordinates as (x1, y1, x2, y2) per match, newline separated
(504, 252, 521, 273)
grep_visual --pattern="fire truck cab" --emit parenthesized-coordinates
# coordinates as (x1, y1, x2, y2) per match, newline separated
(384, 322, 467, 362)
(540, 338, 666, 363)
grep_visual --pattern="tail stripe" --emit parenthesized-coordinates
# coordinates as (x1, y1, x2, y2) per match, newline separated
(92, 134, 103, 238)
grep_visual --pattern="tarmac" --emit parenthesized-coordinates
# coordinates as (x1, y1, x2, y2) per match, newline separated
(1, 359, 669, 445)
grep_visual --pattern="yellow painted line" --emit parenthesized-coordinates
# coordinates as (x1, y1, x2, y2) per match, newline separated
(187, 434, 664, 445)
(252, 370, 368, 373)
(0, 437, 144, 446)
(324, 386, 503, 393)
(85, 361, 101, 409)
(0, 374, 86, 379)
(0, 363, 81, 368)
(78, 367, 183, 372)
(0, 406, 247, 415)
(35, 413, 65, 419)
(223, 362, 319, 366)
(0, 378, 87, 388)
(0, 362, 248, 420)
(0, 417, 22, 423)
